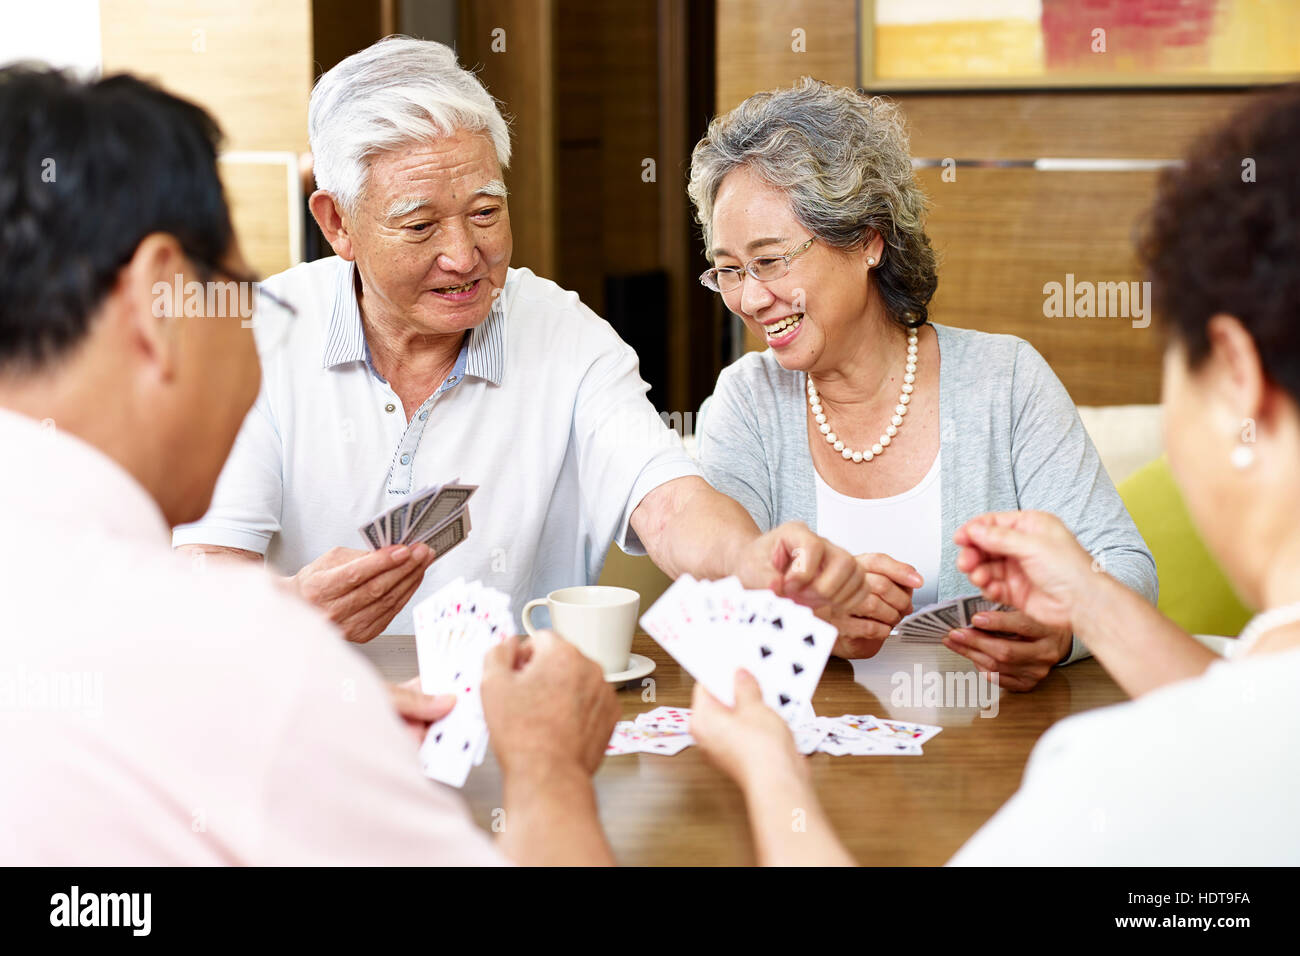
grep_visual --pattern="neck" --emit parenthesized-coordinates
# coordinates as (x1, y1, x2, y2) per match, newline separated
(1232, 499, 1300, 656)
(809, 313, 911, 412)
(366, 318, 464, 388)
(1259, 527, 1300, 612)
(0, 363, 172, 519)
(357, 282, 465, 391)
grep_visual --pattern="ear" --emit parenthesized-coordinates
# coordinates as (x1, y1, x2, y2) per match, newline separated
(309, 190, 355, 261)
(860, 229, 886, 270)
(1203, 313, 1268, 434)
(118, 233, 187, 384)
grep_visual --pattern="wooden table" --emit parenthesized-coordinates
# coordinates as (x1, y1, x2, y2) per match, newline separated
(356, 633, 1128, 865)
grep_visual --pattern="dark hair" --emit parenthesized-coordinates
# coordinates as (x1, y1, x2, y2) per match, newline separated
(1140, 84, 1300, 402)
(0, 65, 233, 370)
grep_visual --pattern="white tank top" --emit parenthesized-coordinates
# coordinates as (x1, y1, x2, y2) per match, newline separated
(813, 452, 942, 608)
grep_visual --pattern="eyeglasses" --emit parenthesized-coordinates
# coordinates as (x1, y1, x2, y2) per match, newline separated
(699, 238, 815, 294)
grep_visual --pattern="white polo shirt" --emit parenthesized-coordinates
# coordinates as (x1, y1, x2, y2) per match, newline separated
(173, 257, 699, 633)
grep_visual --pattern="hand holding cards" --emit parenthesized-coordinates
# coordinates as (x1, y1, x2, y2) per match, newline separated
(413, 577, 512, 788)
(891, 594, 1013, 644)
(640, 575, 838, 724)
(359, 477, 476, 558)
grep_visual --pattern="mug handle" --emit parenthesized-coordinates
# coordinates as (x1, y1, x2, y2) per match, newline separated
(521, 598, 547, 637)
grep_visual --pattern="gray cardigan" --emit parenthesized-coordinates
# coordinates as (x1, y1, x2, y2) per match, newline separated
(696, 323, 1158, 663)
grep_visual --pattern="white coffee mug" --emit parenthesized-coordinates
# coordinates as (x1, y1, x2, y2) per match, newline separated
(522, 585, 640, 675)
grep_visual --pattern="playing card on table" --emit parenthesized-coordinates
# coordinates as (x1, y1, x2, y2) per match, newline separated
(828, 714, 941, 754)
(606, 722, 643, 756)
(640, 576, 838, 725)
(865, 717, 944, 748)
(636, 733, 695, 756)
(780, 712, 944, 757)
(606, 717, 695, 757)
(793, 719, 832, 755)
(634, 706, 693, 733)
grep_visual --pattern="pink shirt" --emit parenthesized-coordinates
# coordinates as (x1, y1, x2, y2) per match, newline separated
(0, 408, 506, 865)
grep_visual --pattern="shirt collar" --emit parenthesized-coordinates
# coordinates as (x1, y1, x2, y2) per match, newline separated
(323, 259, 507, 386)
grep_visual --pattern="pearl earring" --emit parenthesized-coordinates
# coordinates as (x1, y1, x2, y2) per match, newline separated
(867, 257, 876, 266)
(1231, 444, 1255, 469)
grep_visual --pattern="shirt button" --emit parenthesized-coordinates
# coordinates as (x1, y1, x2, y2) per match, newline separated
(384, 403, 396, 413)
(419, 411, 429, 421)
(400, 454, 411, 465)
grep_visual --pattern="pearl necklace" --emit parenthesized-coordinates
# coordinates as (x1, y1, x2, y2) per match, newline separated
(807, 330, 918, 463)
(1236, 600, 1300, 653)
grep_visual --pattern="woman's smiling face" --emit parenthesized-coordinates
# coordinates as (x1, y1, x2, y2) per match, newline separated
(709, 166, 874, 372)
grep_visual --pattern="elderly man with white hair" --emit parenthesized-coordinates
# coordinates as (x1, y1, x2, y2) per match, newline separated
(174, 37, 873, 641)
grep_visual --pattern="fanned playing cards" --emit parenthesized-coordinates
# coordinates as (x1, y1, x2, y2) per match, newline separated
(890, 594, 1013, 644)
(413, 577, 512, 788)
(359, 477, 476, 558)
(639, 575, 839, 724)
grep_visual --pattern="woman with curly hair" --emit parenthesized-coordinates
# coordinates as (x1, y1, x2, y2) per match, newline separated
(691, 78, 1156, 688)
(690, 84, 1300, 864)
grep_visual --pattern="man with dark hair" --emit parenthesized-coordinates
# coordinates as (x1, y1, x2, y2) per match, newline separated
(0, 65, 621, 865)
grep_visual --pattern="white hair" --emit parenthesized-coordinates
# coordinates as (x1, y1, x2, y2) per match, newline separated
(308, 35, 512, 217)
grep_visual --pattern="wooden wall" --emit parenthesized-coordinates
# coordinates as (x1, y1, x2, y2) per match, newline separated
(100, 0, 313, 153)
(458, 0, 556, 279)
(551, 0, 663, 312)
(99, 0, 321, 279)
(459, 0, 712, 414)
(714, 0, 1263, 405)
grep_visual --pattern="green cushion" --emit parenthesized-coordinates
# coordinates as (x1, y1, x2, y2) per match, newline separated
(1117, 456, 1253, 636)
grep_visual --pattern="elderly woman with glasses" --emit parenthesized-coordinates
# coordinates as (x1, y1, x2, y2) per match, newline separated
(690, 78, 1156, 689)
(689, 86, 1300, 865)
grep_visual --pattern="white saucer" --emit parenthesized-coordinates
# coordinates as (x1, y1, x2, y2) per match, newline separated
(605, 652, 656, 684)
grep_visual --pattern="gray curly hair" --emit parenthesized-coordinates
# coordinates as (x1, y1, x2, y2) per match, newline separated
(688, 77, 938, 329)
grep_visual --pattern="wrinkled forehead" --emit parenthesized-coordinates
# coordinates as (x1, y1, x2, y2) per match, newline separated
(709, 169, 798, 260)
(363, 130, 505, 213)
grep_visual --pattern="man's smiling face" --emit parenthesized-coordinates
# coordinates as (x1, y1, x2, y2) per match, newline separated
(346, 129, 512, 335)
